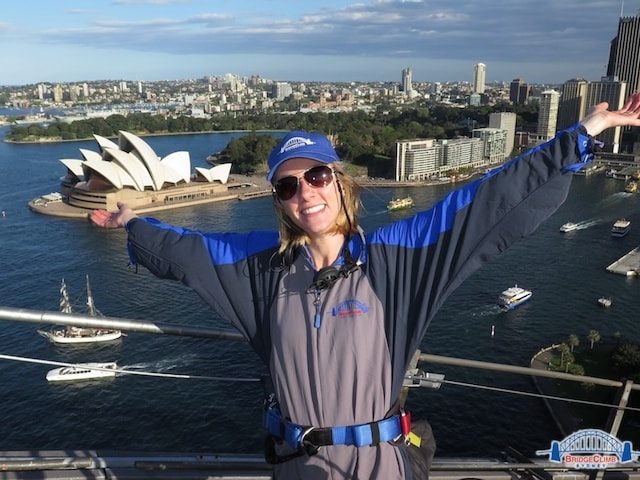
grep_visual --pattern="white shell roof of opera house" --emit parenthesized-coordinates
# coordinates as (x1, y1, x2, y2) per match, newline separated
(60, 130, 231, 191)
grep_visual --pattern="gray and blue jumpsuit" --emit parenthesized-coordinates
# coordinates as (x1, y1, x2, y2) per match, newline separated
(125, 125, 594, 479)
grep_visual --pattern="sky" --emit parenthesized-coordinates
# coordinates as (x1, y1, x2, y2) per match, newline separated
(0, 0, 636, 86)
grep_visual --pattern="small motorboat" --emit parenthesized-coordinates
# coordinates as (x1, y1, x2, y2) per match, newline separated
(46, 362, 118, 382)
(597, 297, 612, 308)
(560, 222, 578, 232)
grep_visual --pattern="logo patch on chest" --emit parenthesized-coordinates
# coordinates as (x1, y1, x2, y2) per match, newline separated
(332, 299, 369, 318)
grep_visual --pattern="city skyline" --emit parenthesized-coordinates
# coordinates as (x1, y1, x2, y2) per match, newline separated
(1, 0, 636, 86)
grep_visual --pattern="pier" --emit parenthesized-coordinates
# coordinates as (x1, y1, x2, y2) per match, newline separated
(606, 246, 640, 276)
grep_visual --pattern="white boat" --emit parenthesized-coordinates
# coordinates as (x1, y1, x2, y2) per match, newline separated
(46, 362, 117, 382)
(387, 196, 414, 211)
(497, 285, 532, 311)
(37, 276, 122, 344)
(560, 222, 578, 232)
(611, 218, 631, 237)
(597, 297, 612, 308)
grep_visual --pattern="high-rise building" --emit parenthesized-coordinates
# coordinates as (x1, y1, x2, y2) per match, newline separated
(401, 67, 413, 94)
(272, 82, 293, 101)
(53, 84, 64, 103)
(537, 90, 561, 139)
(585, 76, 627, 153)
(473, 63, 486, 94)
(607, 14, 640, 103)
(509, 78, 530, 104)
(557, 78, 589, 130)
(472, 128, 507, 163)
(489, 112, 517, 157)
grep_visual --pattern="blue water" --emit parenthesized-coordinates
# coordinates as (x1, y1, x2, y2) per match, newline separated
(1, 127, 639, 457)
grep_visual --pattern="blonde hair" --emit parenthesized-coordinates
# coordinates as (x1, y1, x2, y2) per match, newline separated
(274, 163, 362, 255)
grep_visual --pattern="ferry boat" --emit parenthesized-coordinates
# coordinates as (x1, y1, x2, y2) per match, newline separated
(497, 285, 532, 311)
(387, 196, 414, 211)
(559, 222, 578, 232)
(625, 181, 637, 193)
(611, 218, 631, 237)
(46, 362, 117, 382)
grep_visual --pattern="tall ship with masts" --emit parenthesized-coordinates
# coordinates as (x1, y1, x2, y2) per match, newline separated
(37, 275, 122, 344)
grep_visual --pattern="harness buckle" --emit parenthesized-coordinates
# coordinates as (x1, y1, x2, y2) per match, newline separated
(300, 426, 320, 456)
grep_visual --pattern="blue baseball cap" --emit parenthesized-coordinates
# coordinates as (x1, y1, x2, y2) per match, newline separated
(267, 130, 339, 182)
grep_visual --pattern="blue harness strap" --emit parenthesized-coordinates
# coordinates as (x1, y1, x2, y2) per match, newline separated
(264, 406, 402, 449)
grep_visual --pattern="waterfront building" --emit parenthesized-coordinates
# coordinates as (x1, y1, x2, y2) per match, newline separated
(557, 78, 588, 130)
(440, 137, 484, 168)
(489, 112, 516, 158)
(473, 63, 486, 94)
(472, 128, 508, 163)
(47, 131, 234, 214)
(395, 139, 439, 181)
(607, 13, 640, 103)
(509, 78, 530, 104)
(395, 137, 485, 181)
(537, 90, 560, 140)
(585, 76, 627, 153)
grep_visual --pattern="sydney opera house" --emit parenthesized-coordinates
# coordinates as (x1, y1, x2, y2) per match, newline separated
(29, 131, 260, 218)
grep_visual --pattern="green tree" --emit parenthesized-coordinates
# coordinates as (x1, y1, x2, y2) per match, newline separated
(587, 330, 601, 350)
(568, 334, 579, 353)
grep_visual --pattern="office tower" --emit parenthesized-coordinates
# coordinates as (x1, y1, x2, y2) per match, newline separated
(489, 112, 517, 157)
(473, 63, 486, 94)
(557, 78, 588, 130)
(509, 78, 530, 104)
(585, 77, 627, 153)
(607, 14, 640, 102)
(402, 67, 413, 93)
(537, 90, 560, 139)
(37, 84, 45, 100)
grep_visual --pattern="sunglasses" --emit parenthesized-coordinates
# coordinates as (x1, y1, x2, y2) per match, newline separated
(273, 165, 335, 201)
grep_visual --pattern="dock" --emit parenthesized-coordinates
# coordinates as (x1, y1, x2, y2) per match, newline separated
(606, 246, 640, 276)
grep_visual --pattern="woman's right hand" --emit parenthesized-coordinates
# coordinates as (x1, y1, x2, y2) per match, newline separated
(90, 202, 138, 228)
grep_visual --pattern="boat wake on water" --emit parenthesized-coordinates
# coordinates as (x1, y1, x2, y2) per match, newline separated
(599, 191, 632, 207)
(574, 219, 601, 230)
(123, 353, 201, 373)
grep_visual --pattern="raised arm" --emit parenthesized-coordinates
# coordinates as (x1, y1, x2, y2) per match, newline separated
(580, 92, 640, 136)
(90, 202, 138, 228)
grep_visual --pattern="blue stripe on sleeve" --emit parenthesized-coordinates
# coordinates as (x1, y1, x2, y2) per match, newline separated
(138, 217, 280, 265)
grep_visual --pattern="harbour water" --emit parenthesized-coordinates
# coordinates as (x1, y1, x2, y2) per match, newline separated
(1, 126, 639, 458)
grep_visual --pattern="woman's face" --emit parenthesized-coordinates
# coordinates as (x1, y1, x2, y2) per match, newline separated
(274, 158, 341, 240)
